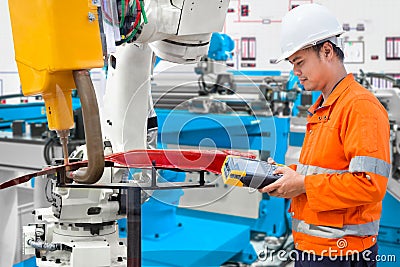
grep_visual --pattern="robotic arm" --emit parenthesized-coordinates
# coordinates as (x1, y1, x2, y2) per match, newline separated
(8, 2, 231, 266)
(101, 0, 227, 61)
(8, 0, 231, 184)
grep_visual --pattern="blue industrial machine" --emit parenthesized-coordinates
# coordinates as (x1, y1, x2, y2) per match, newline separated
(0, 94, 47, 130)
(207, 32, 235, 62)
(379, 194, 400, 266)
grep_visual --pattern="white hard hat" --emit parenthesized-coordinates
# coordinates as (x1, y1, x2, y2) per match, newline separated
(276, 4, 344, 63)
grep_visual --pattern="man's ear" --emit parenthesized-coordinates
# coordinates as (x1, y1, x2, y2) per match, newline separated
(320, 42, 334, 59)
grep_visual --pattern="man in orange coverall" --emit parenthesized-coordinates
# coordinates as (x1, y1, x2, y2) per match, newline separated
(260, 3, 391, 267)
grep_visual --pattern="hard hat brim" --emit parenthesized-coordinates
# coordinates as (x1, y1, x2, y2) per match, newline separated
(275, 51, 293, 63)
(275, 43, 308, 63)
(275, 33, 345, 64)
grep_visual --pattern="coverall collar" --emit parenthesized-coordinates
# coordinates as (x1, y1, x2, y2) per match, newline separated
(307, 73, 354, 116)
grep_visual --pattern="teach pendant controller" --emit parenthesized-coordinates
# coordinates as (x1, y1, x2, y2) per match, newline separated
(222, 156, 283, 189)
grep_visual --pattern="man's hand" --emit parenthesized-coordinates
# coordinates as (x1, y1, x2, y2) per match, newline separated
(258, 158, 306, 198)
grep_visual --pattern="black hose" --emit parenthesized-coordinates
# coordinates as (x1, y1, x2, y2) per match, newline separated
(198, 75, 216, 94)
(43, 137, 58, 165)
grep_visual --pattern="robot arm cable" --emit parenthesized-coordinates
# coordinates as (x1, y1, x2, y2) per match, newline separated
(119, 0, 128, 28)
(118, 0, 148, 43)
(139, 0, 148, 23)
(132, 0, 141, 29)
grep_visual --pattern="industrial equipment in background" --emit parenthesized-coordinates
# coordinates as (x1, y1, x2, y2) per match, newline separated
(190, 32, 240, 114)
(0, 92, 87, 167)
(366, 73, 400, 267)
(261, 72, 303, 116)
(155, 32, 303, 118)
(191, 33, 303, 117)
(195, 32, 236, 96)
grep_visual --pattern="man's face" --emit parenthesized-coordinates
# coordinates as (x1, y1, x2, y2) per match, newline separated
(287, 48, 326, 91)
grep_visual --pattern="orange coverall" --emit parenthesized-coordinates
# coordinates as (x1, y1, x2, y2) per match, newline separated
(291, 73, 390, 255)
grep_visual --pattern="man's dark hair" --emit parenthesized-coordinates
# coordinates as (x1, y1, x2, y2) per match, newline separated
(311, 41, 344, 62)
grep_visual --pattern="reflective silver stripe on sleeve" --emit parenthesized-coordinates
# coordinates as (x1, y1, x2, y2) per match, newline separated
(297, 164, 348, 176)
(292, 218, 379, 239)
(349, 156, 390, 178)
